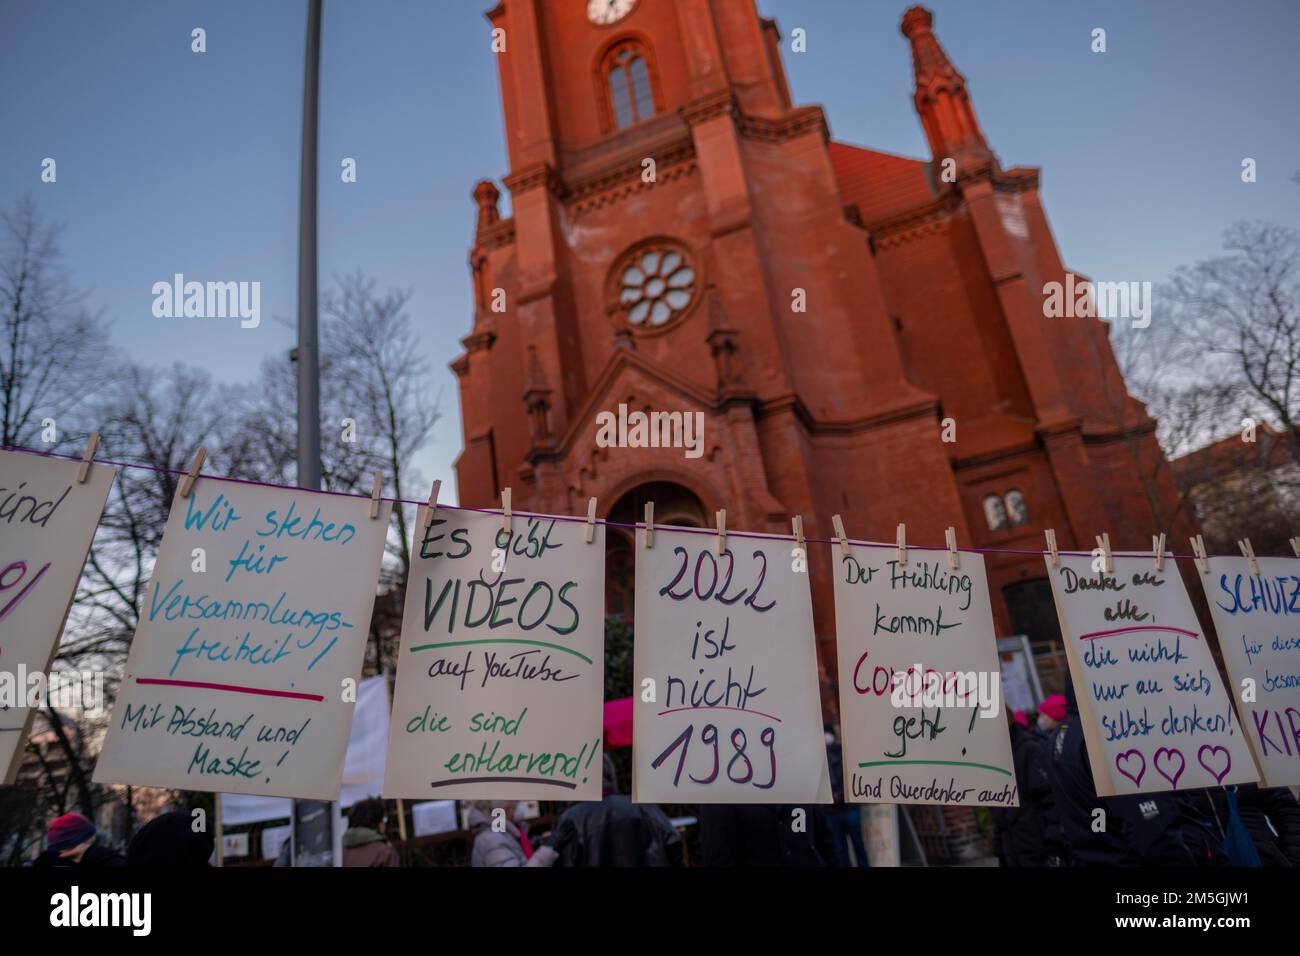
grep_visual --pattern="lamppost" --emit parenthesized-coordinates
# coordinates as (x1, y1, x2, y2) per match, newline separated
(290, 0, 339, 868)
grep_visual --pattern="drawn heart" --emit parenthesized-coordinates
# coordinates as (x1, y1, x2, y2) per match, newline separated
(1197, 745, 1231, 784)
(1153, 747, 1185, 788)
(1115, 749, 1146, 787)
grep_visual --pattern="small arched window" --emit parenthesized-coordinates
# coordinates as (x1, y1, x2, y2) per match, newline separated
(603, 41, 656, 130)
(983, 494, 1009, 532)
(1005, 489, 1030, 527)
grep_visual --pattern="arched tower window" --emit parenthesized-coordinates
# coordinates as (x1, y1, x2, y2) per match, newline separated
(601, 40, 657, 130)
(1004, 489, 1030, 527)
(983, 494, 1008, 532)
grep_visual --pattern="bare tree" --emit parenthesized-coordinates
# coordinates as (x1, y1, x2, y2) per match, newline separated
(1167, 221, 1300, 465)
(321, 271, 441, 582)
(0, 196, 111, 448)
(67, 364, 238, 671)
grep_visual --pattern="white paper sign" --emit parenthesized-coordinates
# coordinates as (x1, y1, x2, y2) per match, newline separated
(221, 831, 250, 857)
(261, 823, 291, 861)
(411, 799, 458, 836)
(833, 545, 1017, 806)
(1047, 553, 1256, 795)
(1203, 556, 1300, 787)
(94, 477, 391, 799)
(0, 450, 115, 784)
(633, 527, 831, 803)
(383, 508, 604, 800)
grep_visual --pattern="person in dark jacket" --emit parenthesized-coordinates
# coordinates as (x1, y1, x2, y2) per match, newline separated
(342, 797, 400, 867)
(1191, 784, 1300, 866)
(993, 712, 1065, 866)
(126, 810, 215, 866)
(31, 813, 124, 869)
(1045, 680, 1226, 866)
(699, 801, 840, 867)
(825, 731, 869, 866)
(548, 755, 682, 866)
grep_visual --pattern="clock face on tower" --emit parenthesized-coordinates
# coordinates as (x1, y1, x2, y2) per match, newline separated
(587, 0, 637, 26)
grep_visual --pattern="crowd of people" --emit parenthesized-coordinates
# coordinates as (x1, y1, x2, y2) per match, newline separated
(24, 690, 1300, 868)
(992, 685, 1300, 867)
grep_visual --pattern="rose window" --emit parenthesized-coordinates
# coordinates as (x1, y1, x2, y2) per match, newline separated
(617, 245, 697, 328)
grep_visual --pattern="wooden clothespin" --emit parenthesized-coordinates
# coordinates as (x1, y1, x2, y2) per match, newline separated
(644, 501, 655, 549)
(585, 497, 598, 544)
(1291, 536, 1300, 558)
(945, 527, 959, 570)
(1152, 532, 1166, 572)
(76, 431, 100, 483)
(1190, 534, 1209, 574)
(1239, 538, 1260, 576)
(1095, 533, 1113, 574)
(715, 509, 727, 555)
(1044, 528, 1059, 567)
(792, 515, 806, 552)
(178, 447, 207, 499)
(832, 514, 850, 559)
(369, 471, 383, 519)
(423, 479, 442, 529)
(501, 487, 512, 535)
(896, 523, 907, 566)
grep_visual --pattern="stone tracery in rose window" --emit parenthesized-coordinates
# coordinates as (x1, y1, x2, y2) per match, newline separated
(612, 241, 699, 331)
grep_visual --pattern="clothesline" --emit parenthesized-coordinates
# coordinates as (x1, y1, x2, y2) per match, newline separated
(4, 442, 1279, 562)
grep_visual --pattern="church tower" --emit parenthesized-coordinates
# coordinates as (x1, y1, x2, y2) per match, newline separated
(452, 2, 1191, 701)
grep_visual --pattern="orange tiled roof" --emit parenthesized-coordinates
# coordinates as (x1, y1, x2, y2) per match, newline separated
(829, 141, 938, 226)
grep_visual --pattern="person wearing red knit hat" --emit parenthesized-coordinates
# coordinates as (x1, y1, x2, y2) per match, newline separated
(31, 813, 124, 869)
(1037, 693, 1067, 734)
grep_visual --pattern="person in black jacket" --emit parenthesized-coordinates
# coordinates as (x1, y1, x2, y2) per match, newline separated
(547, 755, 683, 866)
(1191, 784, 1300, 866)
(699, 802, 840, 866)
(992, 712, 1065, 865)
(126, 810, 215, 867)
(1045, 680, 1226, 866)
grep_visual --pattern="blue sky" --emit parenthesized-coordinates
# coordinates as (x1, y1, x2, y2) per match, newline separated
(2, 0, 1297, 502)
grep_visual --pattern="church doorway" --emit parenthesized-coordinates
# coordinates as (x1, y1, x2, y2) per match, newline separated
(604, 481, 708, 626)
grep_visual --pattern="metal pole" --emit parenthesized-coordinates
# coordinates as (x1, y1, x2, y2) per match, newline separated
(297, 0, 322, 491)
(293, 0, 333, 868)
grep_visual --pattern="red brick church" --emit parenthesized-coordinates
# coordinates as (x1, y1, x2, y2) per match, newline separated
(452, 1, 1192, 705)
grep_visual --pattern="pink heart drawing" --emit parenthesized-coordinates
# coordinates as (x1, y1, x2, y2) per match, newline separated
(1153, 747, 1185, 788)
(1115, 749, 1146, 787)
(1197, 745, 1231, 784)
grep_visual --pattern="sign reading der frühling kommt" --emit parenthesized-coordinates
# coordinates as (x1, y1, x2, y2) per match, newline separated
(833, 543, 1017, 807)
(1047, 552, 1256, 796)
(1202, 555, 1300, 787)
(1, 449, 116, 784)
(633, 526, 832, 803)
(384, 507, 605, 800)
(94, 478, 391, 799)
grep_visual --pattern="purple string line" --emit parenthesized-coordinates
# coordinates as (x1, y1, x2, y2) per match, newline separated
(4, 442, 1278, 562)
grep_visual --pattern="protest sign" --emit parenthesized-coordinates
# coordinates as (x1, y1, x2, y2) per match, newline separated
(0, 449, 115, 784)
(633, 526, 831, 803)
(1202, 555, 1300, 787)
(1047, 552, 1256, 795)
(384, 507, 604, 800)
(833, 544, 1017, 807)
(93, 477, 391, 799)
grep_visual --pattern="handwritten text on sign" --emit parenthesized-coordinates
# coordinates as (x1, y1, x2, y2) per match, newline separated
(384, 508, 604, 800)
(1203, 556, 1300, 787)
(1047, 553, 1256, 796)
(633, 528, 831, 803)
(94, 479, 391, 799)
(0, 450, 115, 784)
(833, 546, 1017, 806)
